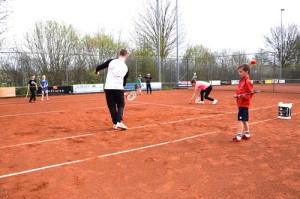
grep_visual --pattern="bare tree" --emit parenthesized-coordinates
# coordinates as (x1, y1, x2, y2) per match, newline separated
(264, 24, 300, 67)
(79, 33, 128, 83)
(133, 0, 184, 59)
(23, 21, 80, 85)
(0, 0, 11, 48)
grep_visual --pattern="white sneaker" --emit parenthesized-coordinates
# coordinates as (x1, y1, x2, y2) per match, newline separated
(212, 99, 218, 105)
(47, 98, 50, 101)
(196, 101, 204, 104)
(41, 99, 44, 101)
(116, 122, 127, 130)
(113, 124, 118, 129)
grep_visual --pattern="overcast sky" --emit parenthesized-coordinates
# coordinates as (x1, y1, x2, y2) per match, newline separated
(3, 0, 300, 54)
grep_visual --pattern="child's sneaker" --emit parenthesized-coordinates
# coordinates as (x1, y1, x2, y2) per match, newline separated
(47, 98, 50, 101)
(230, 136, 242, 142)
(116, 122, 127, 130)
(41, 99, 44, 101)
(212, 99, 218, 105)
(242, 134, 251, 140)
(196, 101, 204, 104)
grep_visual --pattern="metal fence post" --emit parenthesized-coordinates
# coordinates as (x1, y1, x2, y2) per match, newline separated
(273, 53, 276, 93)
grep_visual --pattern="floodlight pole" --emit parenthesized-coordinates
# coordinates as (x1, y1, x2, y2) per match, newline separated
(157, 0, 161, 82)
(280, 9, 285, 80)
(176, 0, 179, 83)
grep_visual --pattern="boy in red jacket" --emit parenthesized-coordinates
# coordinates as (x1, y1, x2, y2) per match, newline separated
(231, 63, 253, 142)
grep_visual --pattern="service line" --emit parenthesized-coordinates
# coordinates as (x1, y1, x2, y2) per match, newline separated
(0, 104, 281, 149)
(1, 113, 297, 179)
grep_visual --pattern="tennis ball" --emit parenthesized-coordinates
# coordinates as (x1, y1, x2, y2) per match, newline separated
(250, 60, 256, 65)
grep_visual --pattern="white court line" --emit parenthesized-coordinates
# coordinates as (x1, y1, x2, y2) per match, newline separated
(0, 104, 284, 149)
(134, 101, 219, 112)
(0, 131, 218, 178)
(0, 97, 105, 106)
(0, 114, 293, 179)
(0, 103, 144, 118)
(0, 112, 231, 149)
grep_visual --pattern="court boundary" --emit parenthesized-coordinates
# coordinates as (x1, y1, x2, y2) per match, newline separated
(0, 114, 292, 179)
(0, 104, 282, 149)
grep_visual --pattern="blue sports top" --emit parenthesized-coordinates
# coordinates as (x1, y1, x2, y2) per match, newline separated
(40, 80, 48, 90)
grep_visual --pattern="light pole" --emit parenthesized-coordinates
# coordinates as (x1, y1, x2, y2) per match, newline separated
(280, 8, 285, 80)
(176, 0, 179, 84)
(157, 0, 161, 82)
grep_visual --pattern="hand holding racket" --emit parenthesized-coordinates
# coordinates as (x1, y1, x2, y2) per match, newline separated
(194, 96, 202, 103)
(236, 90, 261, 98)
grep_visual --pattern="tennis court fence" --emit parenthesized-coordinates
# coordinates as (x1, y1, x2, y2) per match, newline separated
(1, 51, 300, 94)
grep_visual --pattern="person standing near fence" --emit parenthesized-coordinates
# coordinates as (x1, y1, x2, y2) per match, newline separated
(40, 75, 49, 101)
(231, 63, 253, 142)
(95, 49, 129, 130)
(137, 74, 143, 95)
(144, 73, 152, 95)
(27, 74, 38, 103)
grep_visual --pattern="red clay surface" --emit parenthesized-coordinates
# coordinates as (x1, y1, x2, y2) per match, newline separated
(0, 90, 299, 198)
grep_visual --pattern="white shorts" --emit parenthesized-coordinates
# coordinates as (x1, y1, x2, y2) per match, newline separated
(42, 90, 48, 94)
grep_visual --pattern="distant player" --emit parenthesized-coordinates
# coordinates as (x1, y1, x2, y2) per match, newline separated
(231, 63, 253, 142)
(27, 74, 38, 103)
(190, 79, 218, 105)
(144, 73, 152, 95)
(137, 74, 142, 95)
(40, 75, 49, 101)
(192, 72, 197, 79)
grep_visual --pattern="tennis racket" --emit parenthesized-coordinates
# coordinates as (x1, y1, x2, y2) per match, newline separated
(243, 90, 261, 96)
(25, 90, 29, 100)
(238, 90, 261, 97)
(124, 91, 137, 101)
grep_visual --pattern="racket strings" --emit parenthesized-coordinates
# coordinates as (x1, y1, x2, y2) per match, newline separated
(126, 91, 137, 101)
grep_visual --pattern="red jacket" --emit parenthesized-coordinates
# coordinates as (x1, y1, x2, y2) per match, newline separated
(234, 76, 253, 108)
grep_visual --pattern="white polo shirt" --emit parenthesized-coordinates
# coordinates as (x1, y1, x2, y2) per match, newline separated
(104, 58, 128, 90)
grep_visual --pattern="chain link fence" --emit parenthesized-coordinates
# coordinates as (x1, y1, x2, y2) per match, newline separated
(1, 51, 300, 95)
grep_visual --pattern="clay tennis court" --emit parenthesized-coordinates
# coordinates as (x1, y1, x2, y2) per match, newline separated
(0, 89, 299, 198)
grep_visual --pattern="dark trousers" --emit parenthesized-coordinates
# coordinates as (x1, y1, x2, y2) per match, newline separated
(30, 89, 36, 101)
(146, 83, 152, 94)
(105, 89, 125, 124)
(200, 85, 214, 101)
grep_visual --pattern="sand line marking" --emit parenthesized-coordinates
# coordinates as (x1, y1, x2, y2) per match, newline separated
(0, 113, 294, 179)
(1, 112, 230, 149)
(0, 105, 286, 149)
(0, 103, 145, 118)
(1, 99, 298, 118)
(0, 96, 106, 106)
(0, 99, 227, 118)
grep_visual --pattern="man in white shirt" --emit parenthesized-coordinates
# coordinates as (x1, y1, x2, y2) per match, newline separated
(95, 49, 129, 130)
